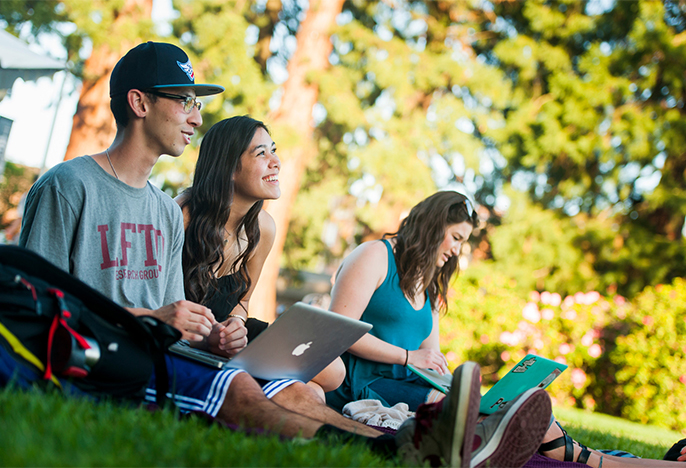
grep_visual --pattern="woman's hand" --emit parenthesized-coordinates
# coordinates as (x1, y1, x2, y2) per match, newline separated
(206, 317, 248, 357)
(407, 348, 449, 375)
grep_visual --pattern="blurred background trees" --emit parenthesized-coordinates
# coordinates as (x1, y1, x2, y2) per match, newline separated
(2, 0, 686, 316)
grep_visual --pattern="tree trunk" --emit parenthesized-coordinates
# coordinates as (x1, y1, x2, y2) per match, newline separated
(248, 0, 345, 321)
(63, 0, 153, 161)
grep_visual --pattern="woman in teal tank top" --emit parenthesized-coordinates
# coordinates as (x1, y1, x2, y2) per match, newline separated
(326, 191, 478, 411)
(326, 192, 686, 468)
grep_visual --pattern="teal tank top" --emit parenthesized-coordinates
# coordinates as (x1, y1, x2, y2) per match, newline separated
(326, 239, 433, 410)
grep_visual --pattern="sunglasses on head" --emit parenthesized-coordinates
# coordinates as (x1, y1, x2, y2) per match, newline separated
(463, 198, 475, 217)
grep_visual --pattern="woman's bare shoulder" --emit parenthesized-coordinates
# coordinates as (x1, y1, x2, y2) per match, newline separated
(174, 191, 190, 228)
(342, 239, 390, 268)
(335, 239, 390, 289)
(361, 238, 390, 255)
(257, 209, 276, 241)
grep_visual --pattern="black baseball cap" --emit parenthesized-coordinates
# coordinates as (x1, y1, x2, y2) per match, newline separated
(110, 41, 225, 97)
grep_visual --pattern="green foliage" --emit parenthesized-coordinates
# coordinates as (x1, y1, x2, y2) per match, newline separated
(440, 270, 526, 382)
(6, 0, 686, 299)
(0, 1, 158, 76)
(282, 173, 346, 271)
(441, 271, 686, 431)
(171, 0, 276, 126)
(484, 186, 686, 299)
(0, 162, 39, 229)
(608, 279, 686, 431)
(488, 190, 596, 295)
(476, 0, 686, 296)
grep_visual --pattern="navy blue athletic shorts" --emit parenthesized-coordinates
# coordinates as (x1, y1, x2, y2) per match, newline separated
(145, 354, 298, 416)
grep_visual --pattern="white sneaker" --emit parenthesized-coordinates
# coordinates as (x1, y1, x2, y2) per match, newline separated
(396, 362, 481, 467)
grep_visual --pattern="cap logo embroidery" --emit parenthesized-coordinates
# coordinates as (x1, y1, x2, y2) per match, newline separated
(177, 59, 195, 81)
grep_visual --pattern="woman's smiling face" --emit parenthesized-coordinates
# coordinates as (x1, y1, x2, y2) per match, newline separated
(233, 127, 281, 203)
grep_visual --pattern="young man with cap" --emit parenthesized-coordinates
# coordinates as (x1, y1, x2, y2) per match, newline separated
(19, 41, 551, 468)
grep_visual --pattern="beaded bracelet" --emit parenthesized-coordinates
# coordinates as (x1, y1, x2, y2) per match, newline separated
(227, 314, 247, 325)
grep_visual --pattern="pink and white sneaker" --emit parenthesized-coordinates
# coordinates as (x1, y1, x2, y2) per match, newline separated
(395, 361, 481, 467)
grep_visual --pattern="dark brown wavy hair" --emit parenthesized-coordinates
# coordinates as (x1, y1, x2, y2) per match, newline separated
(181, 116, 268, 306)
(385, 191, 478, 314)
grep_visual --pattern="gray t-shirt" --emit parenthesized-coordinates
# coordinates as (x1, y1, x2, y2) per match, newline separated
(19, 156, 184, 310)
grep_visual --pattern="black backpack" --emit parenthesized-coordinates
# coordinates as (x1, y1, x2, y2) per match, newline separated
(0, 245, 181, 404)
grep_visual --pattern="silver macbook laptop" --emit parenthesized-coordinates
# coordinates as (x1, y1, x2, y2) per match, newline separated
(168, 301, 372, 382)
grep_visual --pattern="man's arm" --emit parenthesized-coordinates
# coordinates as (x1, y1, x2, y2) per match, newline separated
(19, 181, 77, 272)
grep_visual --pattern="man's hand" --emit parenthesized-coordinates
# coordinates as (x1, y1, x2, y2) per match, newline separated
(128, 300, 215, 342)
(206, 317, 248, 357)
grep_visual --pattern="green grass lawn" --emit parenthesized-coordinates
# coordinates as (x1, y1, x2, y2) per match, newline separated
(553, 406, 683, 461)
(0, 387, 682, 466)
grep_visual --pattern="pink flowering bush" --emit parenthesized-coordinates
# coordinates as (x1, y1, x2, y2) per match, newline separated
(440, 272, 686, 431)
(440, 272, 616, 402)
(439, 273, 526, 387)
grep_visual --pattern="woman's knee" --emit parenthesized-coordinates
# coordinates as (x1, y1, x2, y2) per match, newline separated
(311, 357, 346, 393)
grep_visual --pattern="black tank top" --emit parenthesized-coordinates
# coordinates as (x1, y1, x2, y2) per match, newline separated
(203, 274, 267, 342)
(204, 274, 246, 322)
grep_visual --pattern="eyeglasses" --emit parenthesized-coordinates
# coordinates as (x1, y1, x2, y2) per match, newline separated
(145, 90, 202, 113)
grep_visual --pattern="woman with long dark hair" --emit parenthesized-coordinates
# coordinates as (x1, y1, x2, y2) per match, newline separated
(178, 115, 343, 397)
(326, 191, 477, 412)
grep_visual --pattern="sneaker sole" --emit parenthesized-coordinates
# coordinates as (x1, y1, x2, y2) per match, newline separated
(450, 362, 481, 468)
(470, 388, 552, 468)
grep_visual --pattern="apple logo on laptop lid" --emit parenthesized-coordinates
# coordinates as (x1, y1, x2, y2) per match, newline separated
(292, 341, 312, 356)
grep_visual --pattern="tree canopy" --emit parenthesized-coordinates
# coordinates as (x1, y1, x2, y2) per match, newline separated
(3, 0, 686, 305)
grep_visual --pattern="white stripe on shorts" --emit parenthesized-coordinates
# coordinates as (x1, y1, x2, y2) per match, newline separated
(262, 378, 298, 398)
(145, 371, 300, 416)
(144, 368, 244, 417)
(204, 368, 244, 416)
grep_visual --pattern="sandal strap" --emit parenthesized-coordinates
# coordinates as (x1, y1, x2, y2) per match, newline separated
(538, 437, 567, 453)
(538, 422, 575, 462)
(564, 433, 575, 462)
(577, 444, 592, 465)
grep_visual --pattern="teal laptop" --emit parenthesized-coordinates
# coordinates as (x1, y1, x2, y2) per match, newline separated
(408, 354, 567, 414)
(407, 364, 453, 393)
(479, 354, 567, 414)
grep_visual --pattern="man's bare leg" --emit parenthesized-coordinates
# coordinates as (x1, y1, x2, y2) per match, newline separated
(270, 381, 384, 438)
(216, 373, 327, 438)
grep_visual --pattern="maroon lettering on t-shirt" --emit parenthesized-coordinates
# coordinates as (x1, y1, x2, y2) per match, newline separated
(120, 223, 136, 266)
(98, 224, 119, 270)
(138, 224, 158, 269)
(155, 228, 164, 272)
(98, 222, 166, 275)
